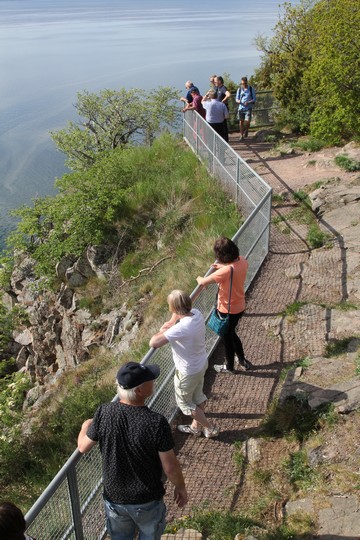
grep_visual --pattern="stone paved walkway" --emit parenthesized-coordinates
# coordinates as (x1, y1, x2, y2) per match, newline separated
(163, 132, 346, 522)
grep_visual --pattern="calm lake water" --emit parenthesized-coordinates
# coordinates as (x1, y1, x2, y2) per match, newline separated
(0, 0, 297, 247)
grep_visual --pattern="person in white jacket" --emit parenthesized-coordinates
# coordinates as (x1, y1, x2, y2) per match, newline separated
(150, 290, 219, 438)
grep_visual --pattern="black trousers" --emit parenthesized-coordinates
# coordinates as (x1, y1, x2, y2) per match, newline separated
(219, 311, 245, 371)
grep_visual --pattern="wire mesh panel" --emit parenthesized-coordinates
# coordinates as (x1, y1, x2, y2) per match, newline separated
(26, 477, 75, 540)
(25, 110, 272, 539)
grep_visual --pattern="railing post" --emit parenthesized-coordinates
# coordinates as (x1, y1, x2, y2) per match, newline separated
(212, 132, 216, 175)
(195, 113, 198, 156)
(235, 158, 240, 207)
(265, 190, 272, 252)
(67, 467, 85, 540)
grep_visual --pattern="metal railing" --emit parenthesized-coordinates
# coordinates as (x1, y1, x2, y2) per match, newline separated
(25, 111, 272, 539)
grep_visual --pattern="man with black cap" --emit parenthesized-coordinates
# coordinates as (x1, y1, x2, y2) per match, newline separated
(77, 361, 187, 540)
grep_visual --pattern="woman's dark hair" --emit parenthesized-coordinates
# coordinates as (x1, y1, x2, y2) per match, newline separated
(213, 237, 239, 263)
(0, 501, 26, 540)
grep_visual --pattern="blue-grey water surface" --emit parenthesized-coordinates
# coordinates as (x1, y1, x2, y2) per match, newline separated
(0, 0, 297, 247)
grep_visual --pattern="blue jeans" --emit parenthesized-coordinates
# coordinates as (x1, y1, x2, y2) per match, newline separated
(104, 497, 166, 540)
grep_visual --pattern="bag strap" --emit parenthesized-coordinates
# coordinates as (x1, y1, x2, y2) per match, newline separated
(214, 265, 234, 313)
(227, 266, 233, 314)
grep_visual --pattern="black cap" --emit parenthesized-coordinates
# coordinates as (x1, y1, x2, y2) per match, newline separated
(116, 362, 160, 389)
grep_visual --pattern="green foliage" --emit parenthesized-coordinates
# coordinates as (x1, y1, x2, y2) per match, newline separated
(335, 155, 360, 172)
(168, 504, 259, 540)
(7, 134, 238, 281)
(0, 359, 115, 504)
(355, 354, 360, 376)
(50, 87, 180, 171)
(233, 440, 246, 472)
(254, 0, 360, 143)
(282, 301, 307, 318)
(272, 194, 285, 205)
(292, 138, 326, 152)
(252, 468, 272, 485)
(261, 396, 336, 443)
(293, 190, 309, 204)
(284, 450, 317, 490)
(306, 224, 328, 249)
(325, 337, 354, 357)
(0, 301, 29, 363)
(0, 371, 32, 449)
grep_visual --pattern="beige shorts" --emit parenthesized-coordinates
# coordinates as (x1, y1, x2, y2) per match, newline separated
(174, 361, 208, 416)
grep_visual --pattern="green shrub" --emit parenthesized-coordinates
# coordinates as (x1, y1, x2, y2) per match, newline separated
(335, 155, 360, 172)
(307, 224, 327, 248)
(261, 396, 335, 443)
(282, 301, 307, 318)
(293, 138, 326, 152)
(284, 450, 317, 490)
(325, 337, 354, 357)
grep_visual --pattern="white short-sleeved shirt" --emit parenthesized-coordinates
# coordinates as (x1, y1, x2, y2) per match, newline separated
(164, 309, 207, 375)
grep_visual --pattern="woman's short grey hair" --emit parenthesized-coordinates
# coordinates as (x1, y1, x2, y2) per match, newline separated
(117, 384, 138, 402)
(167, 290, 192, 315)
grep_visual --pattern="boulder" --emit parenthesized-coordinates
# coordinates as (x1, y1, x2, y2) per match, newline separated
(57, 285, 75, 310)
(14, 329, 33, 346)
(15, 346, 29, 369)
(56, 254, 77, 280)
(65, 267, 88, 288)
(1, 290, 18, 310)
(86, 245, 112, 278)
(10, 255, 35, 294)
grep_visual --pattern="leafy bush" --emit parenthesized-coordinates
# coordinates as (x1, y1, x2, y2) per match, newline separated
(293, 138, 326, 152)
(307, 224, 328, 249)
(284, 450, 317, 490)
(335, 155, 360, 172)
(0, 358, 115, 505)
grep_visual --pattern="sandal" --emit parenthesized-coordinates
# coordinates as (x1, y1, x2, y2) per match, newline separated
(177, 424, 202, 437)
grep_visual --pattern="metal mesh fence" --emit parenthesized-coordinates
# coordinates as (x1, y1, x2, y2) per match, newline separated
(25, 110, 271, 539)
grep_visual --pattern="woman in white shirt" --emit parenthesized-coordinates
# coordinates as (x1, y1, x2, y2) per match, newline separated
(150, 290, 219, 438)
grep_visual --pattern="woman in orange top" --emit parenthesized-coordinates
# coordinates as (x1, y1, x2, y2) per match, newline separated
(196, 237, 253, 373)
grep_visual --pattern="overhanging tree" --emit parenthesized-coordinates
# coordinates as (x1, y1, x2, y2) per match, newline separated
(51, 86, 180, 171)
(254, 0, 360, 143)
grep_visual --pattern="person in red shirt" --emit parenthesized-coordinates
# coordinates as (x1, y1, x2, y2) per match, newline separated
(197, 237, 254, 373)
(182, 88, 206, 119)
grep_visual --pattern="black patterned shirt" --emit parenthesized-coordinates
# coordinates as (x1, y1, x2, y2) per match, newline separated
(87, 401, 174, 504)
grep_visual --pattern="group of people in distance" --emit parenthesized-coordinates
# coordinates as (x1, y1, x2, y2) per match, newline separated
(181, 75, 256, 142)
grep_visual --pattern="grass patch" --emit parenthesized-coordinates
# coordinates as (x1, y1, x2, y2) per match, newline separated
(282, 301, 307, 318)
(279, 358, 311, 382)
(272, 214, 287, 225)
(167, 505, 260, 540)
(272, 193, 285, 205)
(233, 440, 246, 472)
(325, 337, 354, 357)
(261, 397, 336, 443)
(335, 154, 360, 172)
(355, 355, 360, 376)
(252, 468, 272, 485)
(284, 450, 317, 490)
(292, 138, 326, 152)
(264, 516, 315, 539)
(307, 224, 329, 249)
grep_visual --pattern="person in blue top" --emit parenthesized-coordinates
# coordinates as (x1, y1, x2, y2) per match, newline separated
(236, 76, 256, 141)
(180, 80, 199, 105)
